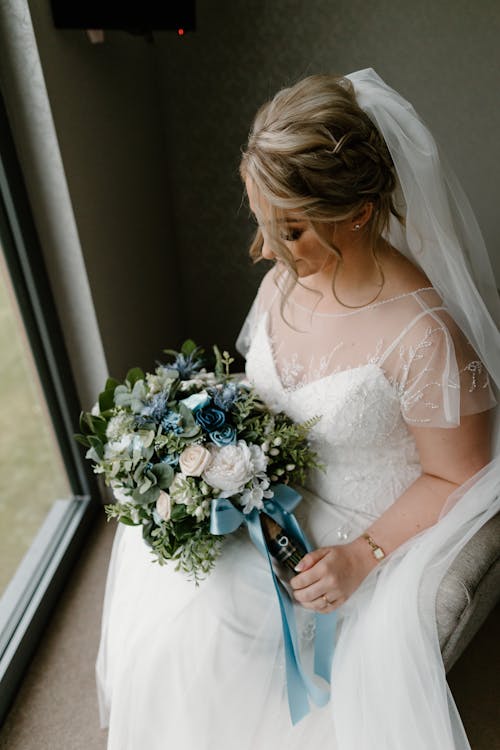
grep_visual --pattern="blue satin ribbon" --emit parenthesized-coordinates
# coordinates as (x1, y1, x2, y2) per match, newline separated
(210, 484, 337, 724)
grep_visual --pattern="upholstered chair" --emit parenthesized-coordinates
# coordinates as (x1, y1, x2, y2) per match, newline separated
(436, 510, 500, 670)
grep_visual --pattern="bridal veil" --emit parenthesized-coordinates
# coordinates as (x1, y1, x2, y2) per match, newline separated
(328, 68, 500, 750)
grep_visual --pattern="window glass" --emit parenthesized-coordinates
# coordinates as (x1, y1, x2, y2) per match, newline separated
(0, 250, 70, 596)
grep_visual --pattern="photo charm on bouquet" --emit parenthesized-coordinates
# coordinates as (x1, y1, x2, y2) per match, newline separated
(75, 339, 336, 722)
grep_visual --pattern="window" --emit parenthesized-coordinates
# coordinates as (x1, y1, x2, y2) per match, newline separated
(0, 89, 98, 724)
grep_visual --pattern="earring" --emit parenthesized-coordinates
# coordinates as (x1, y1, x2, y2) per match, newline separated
(353, 223, 361, 231)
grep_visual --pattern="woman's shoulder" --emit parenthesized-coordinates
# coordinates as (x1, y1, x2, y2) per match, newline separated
(378, 245, 432, 302)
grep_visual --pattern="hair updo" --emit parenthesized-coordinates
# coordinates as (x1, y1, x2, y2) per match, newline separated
(240, 74, 402, 292)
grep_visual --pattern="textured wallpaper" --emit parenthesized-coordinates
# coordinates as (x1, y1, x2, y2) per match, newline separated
(152, 0, 500, 354)
(27, 0, 500, 376)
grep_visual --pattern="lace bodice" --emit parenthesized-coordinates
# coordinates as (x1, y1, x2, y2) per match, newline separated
(236, 266, 495, 546)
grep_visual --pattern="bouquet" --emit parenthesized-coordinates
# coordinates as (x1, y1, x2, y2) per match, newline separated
(75, 341, 322, 582)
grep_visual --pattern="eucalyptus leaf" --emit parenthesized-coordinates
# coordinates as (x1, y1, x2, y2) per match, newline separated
(178, 402, 195, 427)
(151, 462, 174, 489)
(113, 384, 132, 406)
(133, 461, 147, 483)
(132, 484, 161, 505)
(139, 477, 152, 494)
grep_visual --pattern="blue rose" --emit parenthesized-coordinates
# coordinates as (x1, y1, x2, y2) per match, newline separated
(195, 407, 226, 432)
(209, 424, 237, 447)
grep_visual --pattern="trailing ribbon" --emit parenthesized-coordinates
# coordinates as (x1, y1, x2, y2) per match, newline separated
(210, 484, 337, 724)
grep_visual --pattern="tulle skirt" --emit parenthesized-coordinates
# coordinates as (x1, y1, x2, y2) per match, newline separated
(96, 459, 500, 750)
(96, 522, 339, 750)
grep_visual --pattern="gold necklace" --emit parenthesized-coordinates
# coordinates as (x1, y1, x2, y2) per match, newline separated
(331, 252, 386, 309)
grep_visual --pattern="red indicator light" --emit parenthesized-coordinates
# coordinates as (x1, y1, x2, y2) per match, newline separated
(178, 28, 185, 36)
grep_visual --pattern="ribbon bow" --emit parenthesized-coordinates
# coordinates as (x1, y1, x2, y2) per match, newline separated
(210, 484, 336, 724)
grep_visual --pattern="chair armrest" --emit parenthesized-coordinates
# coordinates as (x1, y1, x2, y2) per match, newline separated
(436, 510, 500, 672)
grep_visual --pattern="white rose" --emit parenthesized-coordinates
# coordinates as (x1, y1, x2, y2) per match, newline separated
(179, 444, 212, 476)
(202, 441, 255, 497)
(156, 490, 173, 521)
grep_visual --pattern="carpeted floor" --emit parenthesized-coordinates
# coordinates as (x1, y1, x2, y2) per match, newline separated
(0, 516, 498, 750)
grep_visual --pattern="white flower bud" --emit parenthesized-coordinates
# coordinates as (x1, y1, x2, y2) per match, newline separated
(261, 441, 270, 452)
(273, 437, 282, 446)
(270, 475, 278, 482)
(286, 463, 296, 471)
(269, 448, 280, 456)
(156, 490, 173, 521)
(276, 468, 284, 476)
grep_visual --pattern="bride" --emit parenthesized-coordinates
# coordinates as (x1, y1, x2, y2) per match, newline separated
(96, 69, 500, 749)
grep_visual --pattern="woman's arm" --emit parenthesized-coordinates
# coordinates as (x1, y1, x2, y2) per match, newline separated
(290, 410, 492, 610)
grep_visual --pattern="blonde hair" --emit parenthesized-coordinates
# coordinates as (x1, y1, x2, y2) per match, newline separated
(240, 74, 402, 311)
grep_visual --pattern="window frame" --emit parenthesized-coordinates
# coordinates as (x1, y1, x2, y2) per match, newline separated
(0, 87, 100, 725)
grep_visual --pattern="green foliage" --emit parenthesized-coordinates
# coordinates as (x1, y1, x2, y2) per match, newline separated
(150, 462, 174, 489)
(99, 387, 116, 413)
(132, 484, 161, 505)
(126, 367, 145, 386)
(181, 339, 198, 357)
(213, 345, 234, 380)
(144, 518, 223, 584)
(76, 339, 324, 584)
(114, 380, 147, 412)
(178, 403, 202, 439)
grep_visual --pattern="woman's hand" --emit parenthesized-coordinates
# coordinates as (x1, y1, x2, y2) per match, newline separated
(289, 539, 377, 612)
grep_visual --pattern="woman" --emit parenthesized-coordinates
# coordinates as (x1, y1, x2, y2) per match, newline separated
(97, 69, 500, 750)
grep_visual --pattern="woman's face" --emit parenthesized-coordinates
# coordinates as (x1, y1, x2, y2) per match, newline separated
(245, 177, 338, 278)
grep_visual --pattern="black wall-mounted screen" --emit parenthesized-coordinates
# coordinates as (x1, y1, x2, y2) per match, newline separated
(50, 1, 196, 31)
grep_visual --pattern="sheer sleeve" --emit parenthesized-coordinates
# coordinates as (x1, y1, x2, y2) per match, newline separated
(235, 266, 280, 359)
(391, 311, 496, 428)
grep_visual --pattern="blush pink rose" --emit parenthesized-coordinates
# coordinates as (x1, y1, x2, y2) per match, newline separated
(179, 444, 212, 477)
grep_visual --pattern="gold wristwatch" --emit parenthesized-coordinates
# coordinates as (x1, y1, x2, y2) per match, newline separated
(362, 533, 386, 561)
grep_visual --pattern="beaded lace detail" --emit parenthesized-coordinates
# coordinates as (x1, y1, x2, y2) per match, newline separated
(237, 267, 494, 426)
(235, 268, 495, 545)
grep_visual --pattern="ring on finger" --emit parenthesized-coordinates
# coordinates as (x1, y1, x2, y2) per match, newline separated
(322, 595, 335, 608)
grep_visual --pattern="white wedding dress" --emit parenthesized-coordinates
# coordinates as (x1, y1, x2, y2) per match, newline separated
(96, 264, 496, 750)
